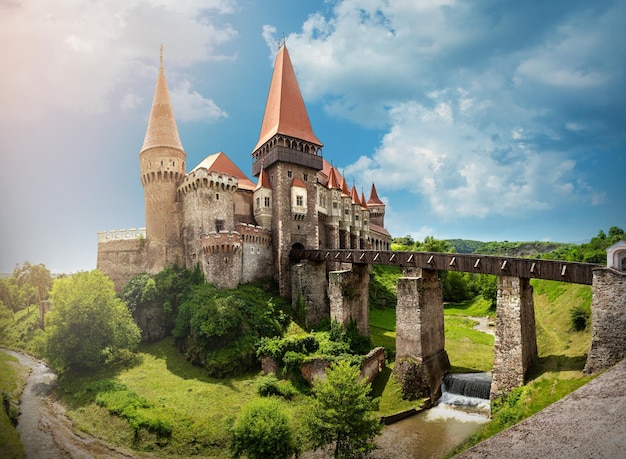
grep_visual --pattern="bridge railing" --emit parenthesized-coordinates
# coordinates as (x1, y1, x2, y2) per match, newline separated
(290, 249, 597, 285)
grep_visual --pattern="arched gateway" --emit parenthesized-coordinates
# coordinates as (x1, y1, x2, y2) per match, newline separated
(291, 248, 626, 401)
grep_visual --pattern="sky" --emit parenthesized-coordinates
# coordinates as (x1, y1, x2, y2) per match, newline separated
(1, 0, 625, 274)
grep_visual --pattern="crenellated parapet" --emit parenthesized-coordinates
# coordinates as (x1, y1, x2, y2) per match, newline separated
(98, 228, 146, 243)
(140, 169, 185, 187)
(235, 223, 272, 246)
(178, 168, 238, 196)
(201, 231, 242, 255)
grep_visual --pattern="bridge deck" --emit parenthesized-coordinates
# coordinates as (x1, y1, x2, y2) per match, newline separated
(290, 249, 597, 285)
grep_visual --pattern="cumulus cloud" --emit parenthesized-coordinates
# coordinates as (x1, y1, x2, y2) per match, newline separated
(278, 0, 622, 220)
(170, 80, 228, 123)
(0, 0, 236, 122)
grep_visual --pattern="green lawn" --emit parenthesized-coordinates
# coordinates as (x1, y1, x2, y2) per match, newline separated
(0, 352, 28, 459)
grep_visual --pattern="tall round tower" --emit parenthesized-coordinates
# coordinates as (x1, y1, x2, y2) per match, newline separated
(139, 47, 186, 263)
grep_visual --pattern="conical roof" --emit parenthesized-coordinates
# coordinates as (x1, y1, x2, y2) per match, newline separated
(192, 152, 256, 190)
(350, 185, 360, 205)
(367, 183, 384, 206)
(340, 176, 351, 197)
(255, 167, 271, 191)
(253, 43, 322, 153)
(141, 48, 184, 153)
(360, 191, 368, 210)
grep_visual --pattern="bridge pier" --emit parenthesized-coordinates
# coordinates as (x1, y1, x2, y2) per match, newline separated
(291, 260, 328, 328)
(491, 276, 537, 399)
(584, 267, 626, 374)
(328, 265, 370, 335)
(395, 269, 450, 401)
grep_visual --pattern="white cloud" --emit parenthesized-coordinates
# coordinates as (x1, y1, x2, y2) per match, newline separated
(0, 0, 237, 122)
(170, 80, 227, 123)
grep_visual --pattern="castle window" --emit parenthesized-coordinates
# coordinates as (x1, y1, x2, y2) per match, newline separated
(161, 161, 163, 166)
(345, 208, 349, 215)
(333, 202, 338, 209)
(296, 195, 303, 206)
(256, 197, 260, 208)
(216, 193, 219, 200)
(303, 173, 308, 181)
(355, 215, 359, 221)
(264, 197, 270, 207)
(287, 170, 293, 178)
(215, 219, 224, 232)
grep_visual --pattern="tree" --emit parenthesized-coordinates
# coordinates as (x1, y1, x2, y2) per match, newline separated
(229, 398, 297, 459)
(305, 360, 382, 459)
(43, 270, 141, 372)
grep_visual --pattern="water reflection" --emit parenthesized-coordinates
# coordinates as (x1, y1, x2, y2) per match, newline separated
(376, 402, 489, 459)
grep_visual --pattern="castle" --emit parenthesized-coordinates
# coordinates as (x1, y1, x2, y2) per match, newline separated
(97, 44, 391, 296)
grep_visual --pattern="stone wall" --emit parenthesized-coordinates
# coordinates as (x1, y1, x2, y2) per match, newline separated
(491, 276, 537, 398)
(299, 347, 385, 385)
(328, 264, 370, 335)
(97, 238, 152, 292)
(585, 267, 626, 374)
(291, 260, 328, 328)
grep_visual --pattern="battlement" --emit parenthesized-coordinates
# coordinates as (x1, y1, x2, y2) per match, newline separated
(178, 168, 238, 196)
(235, 223, 272, 245)
(98, 228, 146, 243)
(201, 230, 243, 255)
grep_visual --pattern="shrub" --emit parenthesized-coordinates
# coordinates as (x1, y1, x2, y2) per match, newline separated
(569, 303, 591, 331)
(229, 398, 297, 459)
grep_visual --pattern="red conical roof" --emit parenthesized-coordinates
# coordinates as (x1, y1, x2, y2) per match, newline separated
(253, 43, 322, 153)
(360, 191, 368, 210)
(340, 176, 351, 197)
(192, 152, 256, 190)
(141, 48, 184, 154)
(367, 183, 384, 206)
(350, 185, 359, 205)
(255, 167, 271, 191)
(328, 167, 342, 189)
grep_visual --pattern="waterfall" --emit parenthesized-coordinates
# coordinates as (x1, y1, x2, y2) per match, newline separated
(443, 373, 492, 400)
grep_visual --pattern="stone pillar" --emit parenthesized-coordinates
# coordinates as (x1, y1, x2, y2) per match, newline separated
(491, 276, 537, 399)
(395, 269, 450, 401)
(291, 260, 328, 328)
(584, 268, 626, 374)
(327, 223, 340, 271)
(328, 264, 370, 335)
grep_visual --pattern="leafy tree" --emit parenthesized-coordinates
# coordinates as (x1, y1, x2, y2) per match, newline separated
(43, 270, 141, 372)
(229, 398, 297, 459)
(0, 262, 52, 312)
(305, 360, 382, 458)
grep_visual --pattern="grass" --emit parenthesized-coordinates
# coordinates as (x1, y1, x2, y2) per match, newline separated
(444, 295, 495, 318)
(59, 337, 312, 457)
(0, 352, 28, 459)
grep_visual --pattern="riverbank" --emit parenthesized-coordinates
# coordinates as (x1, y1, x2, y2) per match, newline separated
(1, 349, 144, 459)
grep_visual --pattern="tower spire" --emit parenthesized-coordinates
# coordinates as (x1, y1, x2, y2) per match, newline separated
(252, 43, 322, 153)
(141, 46, 184, 154)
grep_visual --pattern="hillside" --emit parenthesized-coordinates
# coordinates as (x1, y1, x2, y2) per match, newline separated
(445, 239, 570, 257)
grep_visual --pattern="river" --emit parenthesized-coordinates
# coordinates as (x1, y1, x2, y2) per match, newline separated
(1, 349, 135, 459)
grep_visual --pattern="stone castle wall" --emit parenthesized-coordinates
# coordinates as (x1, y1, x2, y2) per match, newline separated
(328, 265, 370, 335)
(97, 237, 151, 292)
(291, 260, 328, 328)
(585, 268, 626, 374)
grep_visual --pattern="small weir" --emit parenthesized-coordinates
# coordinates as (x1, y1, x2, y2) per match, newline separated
(439, 372, 492, 417)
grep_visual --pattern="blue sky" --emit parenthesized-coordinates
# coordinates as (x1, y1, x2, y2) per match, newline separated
(1, 0, 625, 274)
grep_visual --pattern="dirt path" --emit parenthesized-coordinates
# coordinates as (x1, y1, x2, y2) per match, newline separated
(2, 349, 140, 459)
(465, 316, 495, 335)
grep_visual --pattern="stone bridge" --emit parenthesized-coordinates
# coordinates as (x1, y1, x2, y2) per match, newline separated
(290, 248, 626, 401)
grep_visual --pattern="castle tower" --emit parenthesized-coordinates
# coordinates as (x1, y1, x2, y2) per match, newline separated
(253, 167, 273, 228)
(252, 43, 323, 296)
(139, 47, 186, 266)
(367, 183, 385, 228)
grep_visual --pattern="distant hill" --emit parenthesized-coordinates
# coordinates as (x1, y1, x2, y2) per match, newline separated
(445, 239, 570, 257)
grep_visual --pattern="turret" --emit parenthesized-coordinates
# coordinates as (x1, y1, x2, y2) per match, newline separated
(139, 47, 186, 259)
(251, 42, 324, 295)
(254, 167, 273, 228)
(367, 183, 385, 228)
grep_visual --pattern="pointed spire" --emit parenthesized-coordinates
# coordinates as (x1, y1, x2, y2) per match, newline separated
(328, 167, 342, 189)
(340, 175, 350, 197)
(350, 185, 359, 205)
(367, 183, 384, 206)
(360, 191, 368, 210)
(255, 166, 271, 191)
(141, 46, 184, 154)
(253, 43, 322, 153)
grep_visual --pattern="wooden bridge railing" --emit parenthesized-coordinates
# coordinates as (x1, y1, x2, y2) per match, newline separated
(290, 249, 597, 285)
